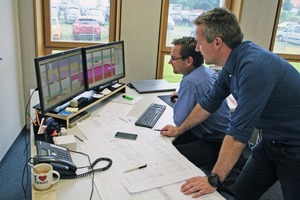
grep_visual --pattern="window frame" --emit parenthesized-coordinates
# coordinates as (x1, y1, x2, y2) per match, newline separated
(34, 0, 122, 56)
(270, 0, 300, 63)
(156, 0, 242, 79)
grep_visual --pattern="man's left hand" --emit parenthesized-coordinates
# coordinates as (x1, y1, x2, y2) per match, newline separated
(181, 176, 217, 198)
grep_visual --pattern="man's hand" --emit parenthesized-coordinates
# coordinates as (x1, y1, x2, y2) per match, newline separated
(159, 124, 180, 137)
(181, 176, 217, 198)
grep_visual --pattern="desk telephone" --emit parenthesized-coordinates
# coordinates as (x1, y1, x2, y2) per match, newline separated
(34, 140, 77, 176)
(33, 140, 112, 179)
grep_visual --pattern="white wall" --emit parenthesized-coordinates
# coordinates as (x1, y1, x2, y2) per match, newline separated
(120, 0, 161, 83)
(240, 0, 278, 50)
(0, 0, 24, 161)
(1, 0, 279, 161)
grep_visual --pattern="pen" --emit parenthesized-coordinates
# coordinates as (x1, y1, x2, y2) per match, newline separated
(74, 135, 84, 142)
(37, 118, 45, 134)
(122, 95, 134, 100)
(26, 112, 37, 126)
(35, 110, 40, 126)
(119, 117, 128, 123)
(154, 129, 163, 131)
(123, 164, 147, 173)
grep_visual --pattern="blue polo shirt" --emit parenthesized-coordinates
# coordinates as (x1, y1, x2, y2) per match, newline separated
(199, 41, 300, 145)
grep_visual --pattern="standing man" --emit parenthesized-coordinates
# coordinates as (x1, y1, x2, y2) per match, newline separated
(161, 8, 300, 200)
(167, 36, 232, 168)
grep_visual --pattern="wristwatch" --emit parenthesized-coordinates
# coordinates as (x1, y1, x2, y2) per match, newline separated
(207, 173, 222, 188)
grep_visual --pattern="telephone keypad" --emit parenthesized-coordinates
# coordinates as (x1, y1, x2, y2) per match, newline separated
(57, 151, 70, 160)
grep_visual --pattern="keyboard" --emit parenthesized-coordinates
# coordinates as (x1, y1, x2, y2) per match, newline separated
(135, 103, 166, 128)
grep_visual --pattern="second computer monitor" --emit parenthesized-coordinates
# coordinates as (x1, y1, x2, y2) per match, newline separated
(83, 41, 125, 91)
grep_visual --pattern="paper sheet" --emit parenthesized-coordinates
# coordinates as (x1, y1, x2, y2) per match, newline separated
(80, 142, 225, 200)
(76, 100, 225, 199)
(77, 113, 206, 193)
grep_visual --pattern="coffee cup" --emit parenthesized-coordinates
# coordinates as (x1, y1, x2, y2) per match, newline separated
(32, 163, 60, 190)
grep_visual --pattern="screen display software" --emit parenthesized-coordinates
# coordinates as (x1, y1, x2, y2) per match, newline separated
(35, 48, 86, 114)
(83, 41, 125, 91)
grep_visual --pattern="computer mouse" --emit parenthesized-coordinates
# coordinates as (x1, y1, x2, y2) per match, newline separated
(170, 95, 178, 102)
(127, 82, 133, 89)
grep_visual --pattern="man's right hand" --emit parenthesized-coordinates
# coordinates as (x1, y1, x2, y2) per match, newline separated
(159, 124, 180, 137)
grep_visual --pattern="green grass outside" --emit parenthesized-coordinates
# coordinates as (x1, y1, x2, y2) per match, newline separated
(291, 62, 300, 72)
(163, 25, 300, 82)
(163, 56, 300, 83)
(163, 55, 183, 83)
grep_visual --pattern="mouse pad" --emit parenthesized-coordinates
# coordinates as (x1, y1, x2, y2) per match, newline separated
(157, 95, 174, 108)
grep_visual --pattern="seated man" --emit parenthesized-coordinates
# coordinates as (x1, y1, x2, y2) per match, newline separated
(168, 36, 232, 168)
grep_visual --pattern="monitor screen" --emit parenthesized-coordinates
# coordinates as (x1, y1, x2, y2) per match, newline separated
(83, 41, 125, 91)
(35, 48, 86, 114)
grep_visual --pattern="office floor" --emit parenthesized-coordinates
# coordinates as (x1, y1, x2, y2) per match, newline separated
(0, 129, 31, 200)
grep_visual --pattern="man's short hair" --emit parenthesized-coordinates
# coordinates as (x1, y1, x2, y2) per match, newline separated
(193, 7, 243, 49)
(172, 36, 204, 67)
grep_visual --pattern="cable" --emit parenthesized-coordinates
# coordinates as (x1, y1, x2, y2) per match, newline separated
(24, 89, 37, 156)
(26, 149, 112, 200)
(22, 89, 37, 199)
(22, 157, 34, 199)
(68, 150, 113, 200)
(69, 150, 94, 200)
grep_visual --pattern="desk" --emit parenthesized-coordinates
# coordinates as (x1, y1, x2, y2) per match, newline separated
(31, 86, 225, 200)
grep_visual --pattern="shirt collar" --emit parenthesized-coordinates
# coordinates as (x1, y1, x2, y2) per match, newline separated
(183, 65, 204, 78)
(223, 42, 244, 74)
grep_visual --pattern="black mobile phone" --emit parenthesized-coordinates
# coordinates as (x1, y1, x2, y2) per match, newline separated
(115, 132, 138, 140)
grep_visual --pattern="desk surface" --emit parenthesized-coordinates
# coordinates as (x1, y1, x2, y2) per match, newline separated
(31, 86, 225, 200)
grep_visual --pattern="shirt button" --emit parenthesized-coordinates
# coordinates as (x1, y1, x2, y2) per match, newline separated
(229, 74, 232, 77)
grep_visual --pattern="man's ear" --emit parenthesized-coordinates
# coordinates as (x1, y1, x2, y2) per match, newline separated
(187, 56, 193, 66)
(215, 37, 222, 47)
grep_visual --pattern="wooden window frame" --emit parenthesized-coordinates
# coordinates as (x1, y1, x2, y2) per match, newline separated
(156, 0, 242, 79)
(34, 0, 122, 57)
(270, 0, 300, 62)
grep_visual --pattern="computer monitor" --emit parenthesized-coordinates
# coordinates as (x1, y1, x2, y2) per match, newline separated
(83, 41, 125, 91)
(34, 48, 86, 114)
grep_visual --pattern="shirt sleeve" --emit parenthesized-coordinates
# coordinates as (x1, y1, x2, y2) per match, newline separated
(173, 84, 198, 126)
(199, 70, 231, 114)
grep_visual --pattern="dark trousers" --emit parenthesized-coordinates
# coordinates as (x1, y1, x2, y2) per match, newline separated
(173, 131, 223, 168)
(233, 139, 300, 200)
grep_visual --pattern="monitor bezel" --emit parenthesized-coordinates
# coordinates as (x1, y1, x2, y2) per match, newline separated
(82, 40, 126, 91)
(34, 48, 86, 114)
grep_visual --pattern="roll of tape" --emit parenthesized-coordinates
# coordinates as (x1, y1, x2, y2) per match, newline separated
(70, 100, 78, 108)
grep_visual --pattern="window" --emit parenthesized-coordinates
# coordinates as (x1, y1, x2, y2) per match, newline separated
(156, 0, 241, 83)
(34, 0, 121, 56)
(271, 0, 300, 71)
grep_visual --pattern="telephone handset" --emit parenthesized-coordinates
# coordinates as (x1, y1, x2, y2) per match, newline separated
(34, 140, 77, 176)
(33, 140, 113, 179)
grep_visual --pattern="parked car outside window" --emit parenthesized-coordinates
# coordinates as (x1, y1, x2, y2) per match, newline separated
(72, 16, 101, 41)
(276, 25, 300, 45)
(277, 21, 298, 30)
(65, 6, 81, 24)
(85, 8, 105, 26)
(51, 17, 62, 39)
(168, 16, 175, 30)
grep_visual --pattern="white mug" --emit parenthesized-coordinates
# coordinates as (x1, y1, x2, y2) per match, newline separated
(32, 163, 60, 190)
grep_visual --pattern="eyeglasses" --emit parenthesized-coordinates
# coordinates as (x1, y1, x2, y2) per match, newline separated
(170, 56, 186, 61)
